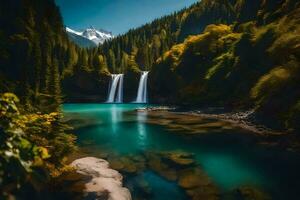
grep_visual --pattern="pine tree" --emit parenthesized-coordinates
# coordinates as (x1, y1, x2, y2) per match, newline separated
(32, 39, 42, 97)
(50, 58, 62, 109)
(108, 49, 116, 73)
(120, 52, 129, 72)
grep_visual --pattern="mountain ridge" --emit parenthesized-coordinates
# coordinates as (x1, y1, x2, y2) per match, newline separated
(66, 26, 113, 47)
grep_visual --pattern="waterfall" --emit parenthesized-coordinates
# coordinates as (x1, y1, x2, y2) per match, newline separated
(107, 74, 124, 103)
(115, 74, 124, 103)
(135, 71, 149, 103)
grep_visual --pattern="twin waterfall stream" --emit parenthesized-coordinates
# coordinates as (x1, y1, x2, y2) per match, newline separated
(107, 74, 124, 103)
(107, 71, 149, 103)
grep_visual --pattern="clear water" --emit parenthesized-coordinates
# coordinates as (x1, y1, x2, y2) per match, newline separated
(63, 104, 300, 200)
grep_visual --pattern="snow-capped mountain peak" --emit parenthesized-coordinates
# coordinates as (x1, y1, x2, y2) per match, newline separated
(66, 26, 113, 47)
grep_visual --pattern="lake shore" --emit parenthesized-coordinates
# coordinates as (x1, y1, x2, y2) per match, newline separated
(137, 106, 300, 152)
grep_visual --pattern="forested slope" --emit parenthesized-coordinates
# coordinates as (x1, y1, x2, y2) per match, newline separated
(149, 0, 300, 131)
(0, 0, 77, 110)
(0, 1, 76, 198)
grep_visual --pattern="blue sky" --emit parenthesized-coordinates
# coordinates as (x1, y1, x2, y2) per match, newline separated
(55, 0, 198, 35)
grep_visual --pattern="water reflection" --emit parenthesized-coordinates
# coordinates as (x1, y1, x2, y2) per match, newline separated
(136, 111, 148, 149)
(110, 104, 123, 134)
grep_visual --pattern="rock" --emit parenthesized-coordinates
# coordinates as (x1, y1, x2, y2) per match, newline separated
(120, 157, 139, 173)
(136, 106, 175, 112)
(178, 168, 209, 189)
(186, 188, 219, 200)
(178, 168, 219, 199)
(71, 157, 132, 200)
(234, 186, 271, 200)
(136, 177, 152, 195)
(128, 154, 146, 163)
(147, 153, 178, 181)
(64, 113, 102, 129)
(108, 158, 125, 171)
(109, 155, 146, 174)
(161, 151, 195, 168)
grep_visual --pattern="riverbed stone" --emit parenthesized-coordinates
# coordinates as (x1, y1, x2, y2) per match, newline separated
(70, 157, 132, 200)
(108, 155, 146, 174)
(178, 167, 219, 199)
(178, 168, 208, 188)
(64, 113, 102, 129)
(147, 153, 178, 181)
(160, 151, 196, 168)
(145, 111, 238, 136)
(109, 158, 125, 171)
(186, 188, 219, 200)
(233, 186, 271, 200)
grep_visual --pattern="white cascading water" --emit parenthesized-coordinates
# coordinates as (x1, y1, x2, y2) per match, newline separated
(135, 71, 149, 103)
(107, 74, 124, 103)
(115, 74, 124, 103)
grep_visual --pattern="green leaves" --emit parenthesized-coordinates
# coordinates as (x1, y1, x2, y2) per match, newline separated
(0, 93, 76, 197)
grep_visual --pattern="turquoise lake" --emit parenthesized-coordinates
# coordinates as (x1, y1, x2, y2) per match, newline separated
(63, 104, 300, 200)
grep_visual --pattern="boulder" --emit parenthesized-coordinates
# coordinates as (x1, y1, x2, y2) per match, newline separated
(71, 157, 132, 200)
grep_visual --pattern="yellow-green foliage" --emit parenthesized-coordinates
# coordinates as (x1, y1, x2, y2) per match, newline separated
(151, 1, 300, 131)
(205, 52, 235, 80)
(161, 43, 185, 70)
(250, 6, 300, 109)
(160, 24, 233, 70)
(204, 32, 241, 81)
(268, 27, 300, 63)
(187, 24, 232, 53)
(252, 23, 276, 41)
(251, 66, 291, 102)
(0, 93, 76, 197)
(0, 93, 51, 195)
(220, 32, 242, 44)
(236, 21, 256, 33)
(204, 24, 232, 36)
(264, 8, 300, 62)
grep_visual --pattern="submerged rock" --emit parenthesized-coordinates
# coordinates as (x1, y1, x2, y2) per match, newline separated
(178, 168, 219, 200)
(160, 151, 196, 168)
(233, 186, 271, 200)
(178, 168, 212, 189)
(146, 152, 178, 181)
(143, 150, 220, 199)
(145, 111, 237, 135)
(70, 157, 132, 200)
(108, 155, 146, 174)
(64, 113, 103, 129)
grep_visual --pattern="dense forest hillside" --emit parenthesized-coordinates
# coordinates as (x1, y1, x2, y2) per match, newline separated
(149, 0, 300, 131)
(0, 0, 76, 198)
(0, 0, 74, 111)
